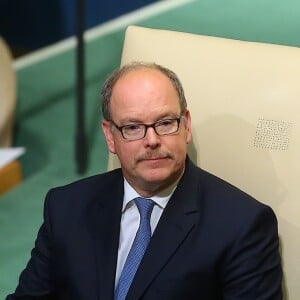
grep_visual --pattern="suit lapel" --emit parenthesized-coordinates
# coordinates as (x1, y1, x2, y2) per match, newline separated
(86, 170, 124, 300)
(127, 158, 202, 299)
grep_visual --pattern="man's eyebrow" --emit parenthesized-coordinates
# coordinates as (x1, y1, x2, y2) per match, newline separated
(119, 112, 180, 125)
(153, 112, 181, 121)
(119, 118, 144, 125)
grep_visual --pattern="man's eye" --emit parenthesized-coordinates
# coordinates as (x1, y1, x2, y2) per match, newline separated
(124, 124, 143, 131)
(157, 119, 173, 127)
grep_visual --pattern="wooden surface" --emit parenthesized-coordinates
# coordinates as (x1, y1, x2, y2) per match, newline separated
(0, 161, 22, 195)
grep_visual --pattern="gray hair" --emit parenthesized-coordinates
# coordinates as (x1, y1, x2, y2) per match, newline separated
(101, 62, 187, 121)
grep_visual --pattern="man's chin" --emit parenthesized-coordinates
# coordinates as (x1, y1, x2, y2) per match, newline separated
(139, 168, 172, 185)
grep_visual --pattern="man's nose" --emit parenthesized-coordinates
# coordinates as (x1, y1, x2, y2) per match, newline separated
(143, 127, 161, 148)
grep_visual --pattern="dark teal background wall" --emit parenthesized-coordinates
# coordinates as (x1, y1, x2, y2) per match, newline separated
(1, 0, 300, 51)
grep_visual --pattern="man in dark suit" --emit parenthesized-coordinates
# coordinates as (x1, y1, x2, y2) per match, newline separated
(7, 62, 282, 299)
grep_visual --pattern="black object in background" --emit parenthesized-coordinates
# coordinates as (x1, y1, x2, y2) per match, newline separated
(75, 0, 87, 174)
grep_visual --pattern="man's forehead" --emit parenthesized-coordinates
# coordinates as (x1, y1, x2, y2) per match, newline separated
(117, 67, 168, 84)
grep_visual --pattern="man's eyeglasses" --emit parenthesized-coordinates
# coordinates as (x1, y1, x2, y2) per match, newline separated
(111, 116, 183, 141)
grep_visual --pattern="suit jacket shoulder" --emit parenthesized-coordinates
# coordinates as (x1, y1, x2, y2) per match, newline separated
(44, 168, 124, 212)
(183, 157, 274, 214)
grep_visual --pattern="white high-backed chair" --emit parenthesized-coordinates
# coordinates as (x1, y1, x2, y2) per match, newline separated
(0, 36, 16, 147)
(108, 26, 300, 299)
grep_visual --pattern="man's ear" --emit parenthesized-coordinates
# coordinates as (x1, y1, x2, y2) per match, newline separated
(102, 120, 116, 154)
(184, 110, 192, 144)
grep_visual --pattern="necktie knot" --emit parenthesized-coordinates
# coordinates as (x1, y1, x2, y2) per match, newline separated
(134, 197, 155, 221)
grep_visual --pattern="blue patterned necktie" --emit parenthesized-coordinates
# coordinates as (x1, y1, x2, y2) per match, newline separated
(115, 197, 155, 300)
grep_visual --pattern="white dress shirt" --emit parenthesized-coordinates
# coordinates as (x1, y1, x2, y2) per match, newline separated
(115, 178, 179, 286)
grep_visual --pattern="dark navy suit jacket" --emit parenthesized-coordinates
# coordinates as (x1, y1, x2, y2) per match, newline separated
(7, 157, 282, 299)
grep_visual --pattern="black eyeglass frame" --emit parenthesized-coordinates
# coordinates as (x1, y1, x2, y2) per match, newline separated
(110, 115, 184, 141)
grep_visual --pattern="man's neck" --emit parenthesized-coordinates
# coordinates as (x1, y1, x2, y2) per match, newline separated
(124, 169, 184, 198)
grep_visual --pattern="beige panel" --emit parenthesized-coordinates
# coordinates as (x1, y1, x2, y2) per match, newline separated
(108, 25, 300, 299)
(0, 37, 16, 147)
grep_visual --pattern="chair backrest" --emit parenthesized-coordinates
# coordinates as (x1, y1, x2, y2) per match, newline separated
(107, 25, 300, 299)
(0, 36, 16, 147)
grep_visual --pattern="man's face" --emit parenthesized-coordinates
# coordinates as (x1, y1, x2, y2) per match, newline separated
(102, 68, 192, 197)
